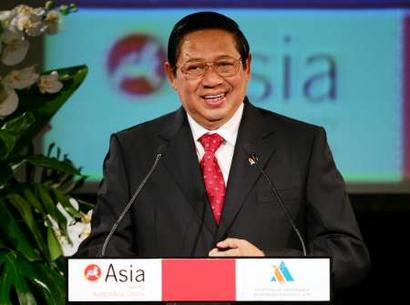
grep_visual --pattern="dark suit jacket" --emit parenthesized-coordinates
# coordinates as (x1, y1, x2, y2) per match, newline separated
(77, 99, 370, 292)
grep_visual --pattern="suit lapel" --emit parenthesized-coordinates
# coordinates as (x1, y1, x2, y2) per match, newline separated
(215, 101, 277, 242)
(159, 108, 218, 238)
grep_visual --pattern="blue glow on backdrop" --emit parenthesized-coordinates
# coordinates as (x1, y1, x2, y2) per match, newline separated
(44, 8, 408, 186)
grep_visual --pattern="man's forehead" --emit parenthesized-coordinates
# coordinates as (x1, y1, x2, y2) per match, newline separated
(177, 30, 239, 62)
(181, 29, 235, 44)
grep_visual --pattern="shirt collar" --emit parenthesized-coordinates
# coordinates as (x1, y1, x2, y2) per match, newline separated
(187, 103, 244, 146)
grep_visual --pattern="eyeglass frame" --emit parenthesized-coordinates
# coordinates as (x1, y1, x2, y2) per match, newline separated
(175, 57, 244, 80)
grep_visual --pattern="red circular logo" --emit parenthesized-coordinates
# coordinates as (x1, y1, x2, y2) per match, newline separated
(107, 33, 166, 96)
(84, 264, 102, 281)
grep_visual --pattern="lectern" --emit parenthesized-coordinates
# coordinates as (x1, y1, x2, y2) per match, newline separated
(67, 257, 331, 303)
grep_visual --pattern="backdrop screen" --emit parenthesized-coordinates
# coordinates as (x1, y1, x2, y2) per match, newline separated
(44, 6, 410, 192)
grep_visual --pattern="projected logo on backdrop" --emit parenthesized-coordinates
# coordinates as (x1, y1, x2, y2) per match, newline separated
(107, 34, 166, 96)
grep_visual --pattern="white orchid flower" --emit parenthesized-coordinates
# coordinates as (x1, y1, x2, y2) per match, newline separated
(10, 6, 46, 37)
(45, 213, 79, 257)
(45, 214, 60, 233)
(4, 66, 39, 90)
(11, 5, 42, 28)
(55, 199, 92, 257)
(0, 10, 12, 25)
(9, 5, 32, 31)
(60, 220, 91, 257)
(30, 7, 46, 20)
(45, 10, 60, 35)
(0, 4, 70, 115)
(0, 82, 19, 117)
(38, 71, 63, 94)
(25, 20, 46, 37)
(2, 28, 23, 44)
(11, 12, 31, 32)
(1, 29, 29, 66)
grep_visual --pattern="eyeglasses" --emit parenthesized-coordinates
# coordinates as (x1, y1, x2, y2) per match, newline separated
(177, 57, 243, 80)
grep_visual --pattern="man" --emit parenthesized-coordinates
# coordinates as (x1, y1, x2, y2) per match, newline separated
(77, 11, 370, 293)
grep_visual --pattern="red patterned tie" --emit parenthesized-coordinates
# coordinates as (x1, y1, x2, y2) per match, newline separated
(199, 133, 225, 224)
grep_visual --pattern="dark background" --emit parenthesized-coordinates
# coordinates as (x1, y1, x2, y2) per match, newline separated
(338, 194, 410, 303)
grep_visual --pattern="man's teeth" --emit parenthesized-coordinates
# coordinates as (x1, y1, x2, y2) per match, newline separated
(204, 94, 225, 101)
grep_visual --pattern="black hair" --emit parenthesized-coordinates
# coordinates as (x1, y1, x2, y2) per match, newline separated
(167, 11, 250, 74)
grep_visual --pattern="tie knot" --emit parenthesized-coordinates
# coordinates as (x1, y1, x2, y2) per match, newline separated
(199, 133, 224, 153)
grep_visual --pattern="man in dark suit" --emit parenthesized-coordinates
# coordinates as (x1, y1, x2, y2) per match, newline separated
(77, 11, 370, 293)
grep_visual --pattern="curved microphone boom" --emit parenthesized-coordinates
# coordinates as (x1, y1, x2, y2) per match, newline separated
(98, 145, 166, 257)
(248, 152, 307, 256)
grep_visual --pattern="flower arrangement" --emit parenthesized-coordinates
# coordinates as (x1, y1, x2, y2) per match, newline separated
(0, 2, 77, 116)
(0, 2, 91, 304)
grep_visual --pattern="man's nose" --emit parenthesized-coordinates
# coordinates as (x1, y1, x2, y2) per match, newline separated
(201, 65, 224, 86)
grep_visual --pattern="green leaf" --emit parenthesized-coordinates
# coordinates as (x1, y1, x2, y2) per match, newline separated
(46, 142, 56, 157)
(34, 184, 59, 221)
(49, 172, 74, 192)
(21, 186, 45, 214)
(0, 65, 88, 304)
(0, 200, 40, 262)
(32, 261, 66, 304)
(1, 112, 36, 137)
(35, 184, 68, 236)
(0, 250, 65, 305)
(0, 238, 6, 249)
(0, 251, 37, 305)
(0, 113, 36, 160)
(0, 162, 13, 188)
(7, 193, 49, 260)
(0, 130, 16, 160)
(25, 155, 81, 176)
(53, 189, 82, 218)
(60, 174, 87, 194)
(47, 227, 62, 261)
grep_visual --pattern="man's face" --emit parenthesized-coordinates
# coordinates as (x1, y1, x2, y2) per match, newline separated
(165, 29, 251, 130)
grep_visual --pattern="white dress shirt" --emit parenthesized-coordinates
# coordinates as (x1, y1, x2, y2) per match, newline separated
(187, 103, 244, 185)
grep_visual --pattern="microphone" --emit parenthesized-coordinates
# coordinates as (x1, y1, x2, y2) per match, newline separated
(98, 145, 166, 257)
(248, 152, 307, 256)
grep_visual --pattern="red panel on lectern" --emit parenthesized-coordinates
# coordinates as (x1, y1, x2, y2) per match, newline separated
(162, 259, 236, 301)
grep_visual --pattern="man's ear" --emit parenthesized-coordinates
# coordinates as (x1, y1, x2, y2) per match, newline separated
(164, 61, 177, 90)
(244, 53, 252, 80)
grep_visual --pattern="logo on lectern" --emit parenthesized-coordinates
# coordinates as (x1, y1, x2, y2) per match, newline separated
(84, 264, 102, 281)
(271, 261, 294, 284)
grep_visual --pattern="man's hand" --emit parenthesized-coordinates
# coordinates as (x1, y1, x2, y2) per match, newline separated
(208, 238, 265, 257)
